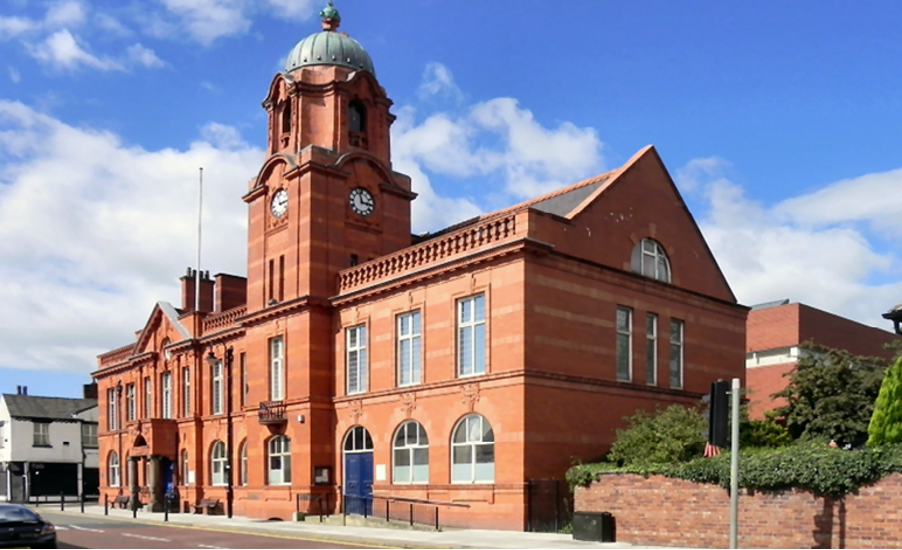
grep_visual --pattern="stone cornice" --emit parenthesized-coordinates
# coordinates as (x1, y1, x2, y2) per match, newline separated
(236, 295, 331, 327)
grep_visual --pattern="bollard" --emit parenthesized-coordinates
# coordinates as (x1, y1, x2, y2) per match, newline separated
(60, 492, 65, 512)
(164, 495, 169, 522)
(80, 492, 85, 514)
(104, 494, 108, 516)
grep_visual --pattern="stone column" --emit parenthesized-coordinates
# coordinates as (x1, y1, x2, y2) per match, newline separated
(149, 455, 163, 512)
(128, 457, 139, 510)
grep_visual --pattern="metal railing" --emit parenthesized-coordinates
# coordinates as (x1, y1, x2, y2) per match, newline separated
(258, 400, 286, 423)
(342, 494, 441, 530)
(295, 492, 332, 521)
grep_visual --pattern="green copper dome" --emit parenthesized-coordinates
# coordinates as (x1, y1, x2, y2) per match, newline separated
(283, 2, 375, 76)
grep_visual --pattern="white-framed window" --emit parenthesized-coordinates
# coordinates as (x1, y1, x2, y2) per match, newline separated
(182, 367, 191, 417)
(125, 384, 135, 422)
(393, 421, 429, 484)
(343, 425, 374, 453)
(670, 319, 685, 389)
(239, 441, 248, 486)
(631, 238, 671, 283)
(267, 435, 291, 485)
(211, 440, 227, 486)
(397, 311, 422, 386)
(109, 451, 120, 487)
(346, 325, 367, 395)
(33, 422, 50, 446)
(270, 337, 284, 401)
(616, 306, 633, 382)
(451, 414, 494, 484)
(181, 449, 189, 486)
(81, 423, 98, 448)
(457, 294, 486, 377)
(107, 388, 117, 431)
(240, 353, 248, 407)
(646, 313, 658, 386)
(144, 377, 152, 418)
(212, 360, 223, 415)
(161, 372, 172, 419)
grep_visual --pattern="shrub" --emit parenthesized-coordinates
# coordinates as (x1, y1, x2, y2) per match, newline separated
(567, 442, 902, 497)
(868, 356, 902, 446)
(606, 404, 706, 467)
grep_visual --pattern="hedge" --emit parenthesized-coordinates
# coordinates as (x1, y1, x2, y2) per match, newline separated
(567, 442, 902, 497)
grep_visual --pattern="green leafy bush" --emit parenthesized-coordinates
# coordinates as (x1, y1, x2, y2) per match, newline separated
(740, 418, 791, 448)
(774, 343, 887, 444)
(568, 442, 902, 497)
(868, 356, 902, 446)
(606, 404, 706, 467)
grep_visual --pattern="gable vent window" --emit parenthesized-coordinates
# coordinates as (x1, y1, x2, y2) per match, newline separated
(631, 238, 671, 283)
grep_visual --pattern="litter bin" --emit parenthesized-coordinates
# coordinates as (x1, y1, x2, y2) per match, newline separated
(572, 511, 615, 542)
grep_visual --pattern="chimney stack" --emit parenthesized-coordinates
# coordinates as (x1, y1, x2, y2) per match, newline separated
(180, 268, 214, 313)
(83, 383, 98, 400)
(22, 386, 27, 395)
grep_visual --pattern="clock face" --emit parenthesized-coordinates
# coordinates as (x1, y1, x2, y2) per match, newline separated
(270, 189, 288, 218)
(349, 187, 375, 217)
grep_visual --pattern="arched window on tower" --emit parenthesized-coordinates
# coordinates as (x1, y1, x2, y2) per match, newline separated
(276, 100, 292, 150)
(348, 100, 367, 149)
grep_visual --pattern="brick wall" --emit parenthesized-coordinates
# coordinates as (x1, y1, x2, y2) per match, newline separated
(575, 472, 902, 548)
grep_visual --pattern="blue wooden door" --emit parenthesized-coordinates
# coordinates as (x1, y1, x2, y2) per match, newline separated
(162, 458, 174, 496)
(344, 452, 373, 516)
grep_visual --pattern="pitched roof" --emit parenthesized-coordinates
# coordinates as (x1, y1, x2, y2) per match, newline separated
(2, 394, 97, 420)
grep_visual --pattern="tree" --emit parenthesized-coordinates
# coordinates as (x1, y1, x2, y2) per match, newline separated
(607, 404, 706, 466)
(868, 355, 902, 446)
(773, 343, 887, 445)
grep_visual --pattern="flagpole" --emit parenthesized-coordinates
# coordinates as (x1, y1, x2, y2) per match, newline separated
(196, 167, 203, 312)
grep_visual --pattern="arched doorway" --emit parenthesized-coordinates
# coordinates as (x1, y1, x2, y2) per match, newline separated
(342, 426, 373, 516)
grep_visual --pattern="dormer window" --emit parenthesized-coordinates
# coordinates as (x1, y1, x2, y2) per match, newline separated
(348, 100, 367, 149)
(631, 238, 671, 283)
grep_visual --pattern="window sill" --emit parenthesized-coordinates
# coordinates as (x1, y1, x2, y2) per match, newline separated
(32, 444, 52, 448)
(457, 371, 487, 379)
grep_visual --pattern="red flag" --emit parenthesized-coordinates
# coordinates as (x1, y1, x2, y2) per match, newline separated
(704, 442, 721, 457)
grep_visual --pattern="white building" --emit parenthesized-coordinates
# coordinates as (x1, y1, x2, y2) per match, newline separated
(0, 386, 98, 502)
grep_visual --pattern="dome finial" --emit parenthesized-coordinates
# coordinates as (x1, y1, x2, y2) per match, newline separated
(320, 1, 341, 32)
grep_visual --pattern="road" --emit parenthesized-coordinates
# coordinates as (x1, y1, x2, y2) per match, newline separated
(37, 511, 375, 549)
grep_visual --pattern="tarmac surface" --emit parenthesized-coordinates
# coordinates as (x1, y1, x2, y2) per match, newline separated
(34, 503, 682, 549)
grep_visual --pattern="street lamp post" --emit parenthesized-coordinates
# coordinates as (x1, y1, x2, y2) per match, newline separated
(206, 346, 234, 519)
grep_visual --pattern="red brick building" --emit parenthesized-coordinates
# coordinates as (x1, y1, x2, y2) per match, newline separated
(746, 300, 898, 420)
(93, 5, 746, 530)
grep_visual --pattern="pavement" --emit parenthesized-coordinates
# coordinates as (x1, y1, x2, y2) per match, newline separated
(38, 503, 674, 549)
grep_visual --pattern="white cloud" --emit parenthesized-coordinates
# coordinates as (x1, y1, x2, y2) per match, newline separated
(28, 29, 122, 71)
(262, 0, 316, 21)
(158, 0, 252, 45)
(154, 0, 314, 45)
(0, 101, 261, 374)
(94, 12, 131, 36)
(418, 62, 463, 101)
(775, 168, 902, 237)
(685, 158, 902, 329)
(391, 64, 605, 231)
(126, 43, 165, 68)
(0, 16, 37, 40)
(43, 0, 87, 28)
(200, 121, 248, 150)
(8, 66, 21, 83)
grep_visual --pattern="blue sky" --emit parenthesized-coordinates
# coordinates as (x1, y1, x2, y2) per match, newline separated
(2, 0, 902, 398)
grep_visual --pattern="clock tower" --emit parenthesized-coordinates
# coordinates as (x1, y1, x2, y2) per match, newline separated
(244, 1, 415, 313)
